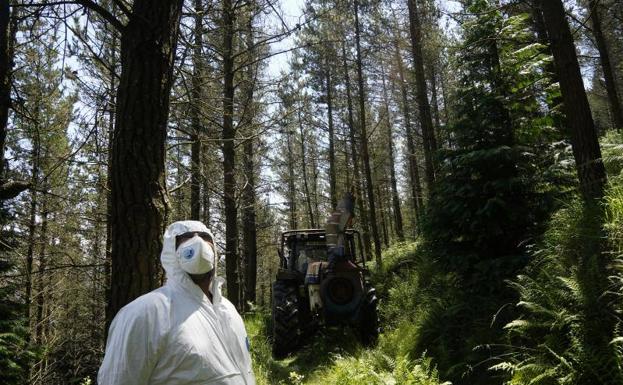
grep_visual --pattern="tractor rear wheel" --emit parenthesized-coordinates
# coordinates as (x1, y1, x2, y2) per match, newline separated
(357, 286, 380, 346)
(272, 280, 300, 358)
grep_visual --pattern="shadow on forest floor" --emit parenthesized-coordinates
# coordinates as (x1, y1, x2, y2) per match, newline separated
(273, 328, 363, 381)
(245, 313, 366, 384)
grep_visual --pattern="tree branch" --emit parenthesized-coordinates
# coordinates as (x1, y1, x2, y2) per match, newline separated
(0, 180, 31, 200)
(75, 0, 125, 31)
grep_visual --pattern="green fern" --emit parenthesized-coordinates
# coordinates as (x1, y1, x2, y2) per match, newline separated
(498, 178, 623, 385)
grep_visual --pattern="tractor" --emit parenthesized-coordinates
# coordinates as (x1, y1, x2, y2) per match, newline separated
(271, 193, 380, 358)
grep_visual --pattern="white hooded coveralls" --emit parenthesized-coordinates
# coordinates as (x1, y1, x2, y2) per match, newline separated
(98, 221, 256, 385)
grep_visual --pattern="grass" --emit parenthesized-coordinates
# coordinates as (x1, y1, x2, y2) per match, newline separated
(245, 310, 449, 385)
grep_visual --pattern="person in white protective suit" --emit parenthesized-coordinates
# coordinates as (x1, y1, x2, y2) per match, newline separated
(98, 220, 256, 385)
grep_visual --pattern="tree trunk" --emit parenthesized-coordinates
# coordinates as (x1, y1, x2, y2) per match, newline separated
(201, 165, 212, 222)
(34, 208, 48, 344)
(174, 145, 184, 216)
(385, 182, 394, 237)
(0, 1, 29, 200)
(407, 0, 437, 195)
(221, 0, 240, 309)
(286, 128, 297, 229)
(326, 63, 337, 209)
(429, 65, 442, 145)
(530, 3, 564, 131)
(25, 105, 41, 339)
(242, 14, 257, 310)
(376, 183, 389, 247)
(343, 125, 351, 187)
(588, 0, 623, 130)
(342, 41, 371, 258)
(190, 0, 204, 220)
(25, 183, 37, 332)
(539, 0, 606, 202)
(0, 0, 10, 179)
(108, 0, 182, 324)
(202, 142, 210, 224)
(311, 149, 321, 226)
(297, 106, 316, 228)
(104, 13, 117, 333)
(354, 0, 382, 267)
(392, 37, 423, 234)
(382, 71, 404, 241)
(242, 136, 257, 308)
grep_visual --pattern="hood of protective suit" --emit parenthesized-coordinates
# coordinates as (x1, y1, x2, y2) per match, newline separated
(161, 220, 216, 280)
(98, 220, 255, 385)
(161, 220, 225, 303)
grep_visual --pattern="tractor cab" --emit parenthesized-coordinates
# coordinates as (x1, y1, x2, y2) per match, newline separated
(279, 229, 367, 274)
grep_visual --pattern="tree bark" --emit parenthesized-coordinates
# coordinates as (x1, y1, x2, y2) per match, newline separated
(25, 101, 42, 339)
(242, 133, 257, 308)
(286, 128, 297, 229)
(530, 2, 564, 131)
(587, 0, 623, 130)
(342, 40, 371, 258)
(34, 208, 48, 344)
(407, 0, 437, 195)
(221, 0, 240, 309)
(311, 147, 321, 227)
(297, 105, 316, 228)
(376, 183, 389, 247)
(108, 0, 182, 324)
(202, 144, 211, 224)
(539, 0, 606, 202)
(242, 14, 257, 310)
(429, 65, 442, 144)
(0, 1, 29, 200)
(0, 0, 9, 180)
(25, 182, 37, 333)
(354, 0, 382, 267)
(190, 0, 204, 220)
(104, 9, 117, 333)
(392, 37, 423, 234)
(382, 72, 404, 241)
(326, 62, 337, 209)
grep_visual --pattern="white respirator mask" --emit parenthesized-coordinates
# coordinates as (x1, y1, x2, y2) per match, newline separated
(177, 235, 215, 275)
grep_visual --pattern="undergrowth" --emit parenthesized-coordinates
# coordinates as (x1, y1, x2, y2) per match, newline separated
(496, 131, 623, 385)
(245, 299, 449, 385)
(245, 241, 450, 385)
(246, 131, 623, 384)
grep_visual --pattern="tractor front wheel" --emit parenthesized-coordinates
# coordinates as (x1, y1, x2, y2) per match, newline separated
(272, 280, 300, 358)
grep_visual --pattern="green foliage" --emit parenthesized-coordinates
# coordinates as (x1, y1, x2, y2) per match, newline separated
(417, 2, 576, 383)
(315, 350, 448, 385)
(499, 168, 623, 385)
(601, 131, 623, 181)
(0, 259, 36, 385)
(425, 0, 543, 274)
(373, 242, 491, 383)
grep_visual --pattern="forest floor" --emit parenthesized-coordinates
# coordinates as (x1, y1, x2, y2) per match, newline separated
(246, 315, 366, 385)
(245, 311, 447, 385)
